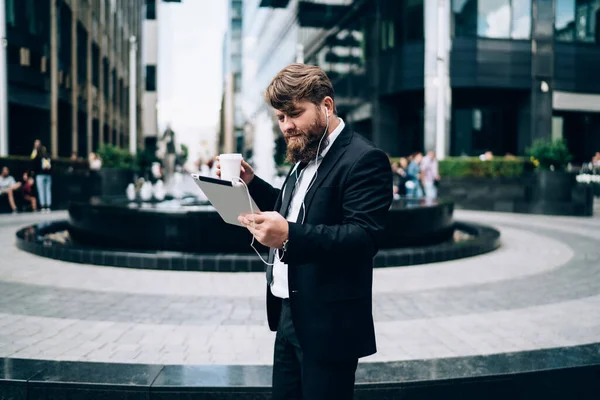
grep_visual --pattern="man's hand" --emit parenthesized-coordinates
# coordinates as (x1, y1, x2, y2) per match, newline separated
(238, 212, 288, 249)
(215, 156, 255, 185)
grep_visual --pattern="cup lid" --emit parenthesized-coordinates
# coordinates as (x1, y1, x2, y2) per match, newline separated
(219, 153, 243, 159)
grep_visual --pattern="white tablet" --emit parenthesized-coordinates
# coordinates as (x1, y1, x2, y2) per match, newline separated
(190, 174, 261, 227)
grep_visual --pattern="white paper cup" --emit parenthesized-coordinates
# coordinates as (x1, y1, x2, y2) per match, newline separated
(219, 153, 243, 182)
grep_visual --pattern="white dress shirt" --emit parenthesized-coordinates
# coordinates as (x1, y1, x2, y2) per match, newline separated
(270, 118, 345, 299)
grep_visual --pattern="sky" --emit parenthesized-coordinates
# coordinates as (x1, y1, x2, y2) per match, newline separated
(157, 0, 227, 164)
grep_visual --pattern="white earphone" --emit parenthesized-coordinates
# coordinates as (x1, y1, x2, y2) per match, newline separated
(294, 105, 329, 224)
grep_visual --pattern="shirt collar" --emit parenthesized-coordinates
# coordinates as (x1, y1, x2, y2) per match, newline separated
(319, 117, 344, 159)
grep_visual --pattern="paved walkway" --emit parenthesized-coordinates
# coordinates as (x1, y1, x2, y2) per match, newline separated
(1, 208, 599, 365)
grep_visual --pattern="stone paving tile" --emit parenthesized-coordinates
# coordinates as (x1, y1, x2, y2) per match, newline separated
(1, 221, 571, 297)
(2, 292, 598, 364)
(0, 209, 599, 365)
(0, 222, 596, 326)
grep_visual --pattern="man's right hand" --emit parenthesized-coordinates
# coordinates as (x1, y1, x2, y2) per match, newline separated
(215, 156, 255, 185)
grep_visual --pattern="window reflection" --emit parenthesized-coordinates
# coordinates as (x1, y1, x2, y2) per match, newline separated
(556, 0, 600, 42)
(511, 0, 531, 39)
(453, 0, 530, 39)
(556, 0, 576, 41)
(477, 0, 510, 38)
(453, 0, 477, 37)
(575, 0, 600, 43)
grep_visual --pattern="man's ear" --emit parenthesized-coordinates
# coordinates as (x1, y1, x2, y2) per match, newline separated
(323, 96, 334, 116)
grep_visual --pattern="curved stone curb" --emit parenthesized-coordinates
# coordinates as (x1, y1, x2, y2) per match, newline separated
(15, 221, 500, 272)
(0, 343, 598, 399)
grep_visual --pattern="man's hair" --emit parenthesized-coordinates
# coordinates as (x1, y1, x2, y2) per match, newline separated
(264, 63, 337, 115)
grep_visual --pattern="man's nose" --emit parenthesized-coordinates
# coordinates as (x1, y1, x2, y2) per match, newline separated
(282, 118, 295, 132)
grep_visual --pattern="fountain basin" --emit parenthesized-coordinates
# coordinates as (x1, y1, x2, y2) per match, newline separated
(67, 197, 455, 254)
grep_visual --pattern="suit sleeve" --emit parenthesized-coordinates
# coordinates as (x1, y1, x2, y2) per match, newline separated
(247, 175, 281, 212)
(283, 148, 393, 264)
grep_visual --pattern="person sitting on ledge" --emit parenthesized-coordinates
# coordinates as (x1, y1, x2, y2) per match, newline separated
(19, 171, 37, 212)
(0, 166, 22, 213)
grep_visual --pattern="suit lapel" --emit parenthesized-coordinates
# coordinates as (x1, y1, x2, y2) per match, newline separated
(267, 164, 298, 268)
(296, 127, 353, 223)
(273, 163, 297, 213)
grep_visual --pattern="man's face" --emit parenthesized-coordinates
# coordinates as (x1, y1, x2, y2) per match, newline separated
(1, 167, 8, 177)
(34, 140, 40, 149)
(276, 99, 328, 164)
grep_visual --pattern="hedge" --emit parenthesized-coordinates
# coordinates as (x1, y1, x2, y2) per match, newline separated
(439, 157, 532, 178)
(390, 156, 532, 178)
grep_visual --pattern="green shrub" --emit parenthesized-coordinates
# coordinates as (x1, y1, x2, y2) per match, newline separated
(438, 157, 530, 178)
(135, 148, 159, 172)
(526, 138, 572, 171)
(96, 144, 135, 170)
(388, 156, 530, 178)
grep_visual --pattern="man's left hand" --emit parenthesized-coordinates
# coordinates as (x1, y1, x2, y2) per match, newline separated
(238, 212, 289, 249)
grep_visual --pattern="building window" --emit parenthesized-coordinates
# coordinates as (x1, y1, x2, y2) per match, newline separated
(234, 72, 242, 92)
(20, 48, 30, 66)
(510, 0, 531, 39)
(41, 56, 47, 73)
(26, 0, 36, 35)
(404, 0, 424, 41)
(146, 0, 156, 20)
(145, 65, 156, 91)
(575, 0, 600, 43)
(556, 0, 600, 43)
(453, 0, 531, 39)
(453, 0, 477, 36)
(232, 1, 242, 19)
(556, 0, 575, 40)
(6, 0, 15, 26)
(231, 55, 242, 71)
(477, 0, 510, 38)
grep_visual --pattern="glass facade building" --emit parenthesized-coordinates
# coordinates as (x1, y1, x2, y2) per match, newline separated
(219, 0, 245, 155)
(4, 0, 145, 157)
(245, 0, 600, 165)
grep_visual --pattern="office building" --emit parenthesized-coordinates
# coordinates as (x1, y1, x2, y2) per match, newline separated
(244, 0, 600, 164)
(218, 0, 244, 156)
(1, 0, 146, 158)
(142, 0, 182, 155)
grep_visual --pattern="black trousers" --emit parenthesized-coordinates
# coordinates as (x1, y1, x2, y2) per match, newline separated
(272, 298, 358, 400)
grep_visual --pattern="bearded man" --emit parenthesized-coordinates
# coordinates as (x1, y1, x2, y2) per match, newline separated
(217, 63, 393, 400)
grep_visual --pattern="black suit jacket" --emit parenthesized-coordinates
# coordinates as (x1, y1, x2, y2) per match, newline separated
(248, 126, 393, 362)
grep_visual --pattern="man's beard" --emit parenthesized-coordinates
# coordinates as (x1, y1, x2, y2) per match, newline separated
(284, 115, 329, 165)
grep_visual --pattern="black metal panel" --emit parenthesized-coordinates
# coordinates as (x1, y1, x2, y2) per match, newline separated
(555, 43, 600, 94)
(298, 1, 351, 29)
(259, 0, 290, 8)
(7, 64, 50, 97)
(450, 38, 531, 89)
(379, 42, 425, 94)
